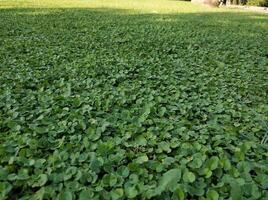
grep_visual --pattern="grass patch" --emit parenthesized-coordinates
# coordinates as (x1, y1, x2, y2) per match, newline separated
(0, 0, 268, 199)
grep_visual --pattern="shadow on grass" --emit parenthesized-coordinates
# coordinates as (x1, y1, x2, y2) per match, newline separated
(0, 6, 267, 76)
(1, 7, 267, 39)
(0, 7, 267, 64)
(1, 6, 267, 100)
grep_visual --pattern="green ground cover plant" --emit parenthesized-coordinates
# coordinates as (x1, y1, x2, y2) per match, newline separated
(0, 0, 268, 199)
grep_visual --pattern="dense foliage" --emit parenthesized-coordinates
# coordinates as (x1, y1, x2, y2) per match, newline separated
(247, 0, 268, 6)
(228, 0, 268, 6)
(0, 0, 268, 199)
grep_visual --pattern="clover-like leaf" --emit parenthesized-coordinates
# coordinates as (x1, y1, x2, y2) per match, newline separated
(111, 188, 124, 200)
(207, 190, 219, 200)
(58, 190, 73, 200)
(135, 155, 148, 164)
(158, 168, 181, 192)
(183, 171, 195, 183)
(32, 174, 48, 187)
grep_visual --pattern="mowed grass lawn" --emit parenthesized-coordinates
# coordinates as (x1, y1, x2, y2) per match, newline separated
(0, 0, 268, 199)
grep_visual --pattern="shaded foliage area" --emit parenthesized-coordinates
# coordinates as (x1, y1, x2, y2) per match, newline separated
(247, 0, 268, 6)
(226, 0, 268, 6)
(0, 4, 268, 200)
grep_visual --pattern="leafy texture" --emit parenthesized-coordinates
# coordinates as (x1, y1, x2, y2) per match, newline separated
(0, 0, 268, 199)
(158, 168, 182, 192)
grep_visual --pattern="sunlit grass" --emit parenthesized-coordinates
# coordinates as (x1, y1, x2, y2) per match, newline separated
(0, 0, 232, 13)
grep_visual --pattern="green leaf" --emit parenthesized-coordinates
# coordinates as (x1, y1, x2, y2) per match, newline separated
(63, 83, 72, 97)
(189, 155, 203, 169)
(32, 187, 45, 200)
(188, 185, 205, 196)
(58, 190, 73, 200)
(256, 174, 268, 189)
(125, 186, 138, 199)
(172, 186, 184, 200)
(0, 182, 12, 199)
(159, 107, 166, 117)
(79, 190, 94, 200)
(86, 127, 101, 141)
(139, 103, 153, 123)
(111, 188, 124, 200)
(118, 166, 129, 178)
(183, 171, 195, 183)
(109, 174, 118, 187)
(230, 182, 242, 200)
(208, 156, 219, 170)
(17, 169, 29, 180)
(207, 190, 219, 200)
(158, 168, 181, 192)
(0, 167, 8, 181)
(135, 155, 148, 164)
(32, 174, 48, 187)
